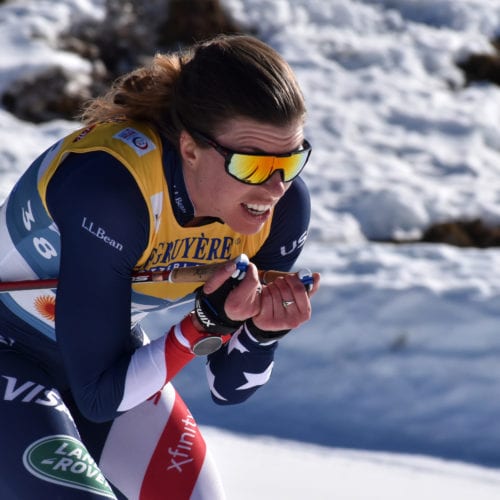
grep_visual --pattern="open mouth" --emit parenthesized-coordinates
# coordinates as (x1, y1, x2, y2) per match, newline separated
(243, 203, 272, 216)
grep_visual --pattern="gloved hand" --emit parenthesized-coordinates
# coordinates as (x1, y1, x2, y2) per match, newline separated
(194, 254, 249, 334)
(244, 268, 315, 343)
(244, 319, 290, 343)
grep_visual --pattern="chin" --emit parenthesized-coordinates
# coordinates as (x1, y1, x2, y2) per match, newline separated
(226, 205, 271, 235)
(227, 219, 265, 235)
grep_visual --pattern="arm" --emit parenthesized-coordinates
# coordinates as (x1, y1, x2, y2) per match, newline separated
(205, 177, 319, 404)
(47, 152, 158, 421)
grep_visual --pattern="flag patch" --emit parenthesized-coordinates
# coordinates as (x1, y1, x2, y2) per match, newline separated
(114, 128, 156, 156)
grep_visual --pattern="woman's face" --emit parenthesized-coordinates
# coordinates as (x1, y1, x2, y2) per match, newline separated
(181, 117, 305, 235)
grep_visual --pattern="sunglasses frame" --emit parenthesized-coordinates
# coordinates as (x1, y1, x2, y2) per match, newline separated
(189, 128, 312, 185)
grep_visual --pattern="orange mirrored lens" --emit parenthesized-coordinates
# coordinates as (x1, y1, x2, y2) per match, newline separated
(227, 144, 311, 184)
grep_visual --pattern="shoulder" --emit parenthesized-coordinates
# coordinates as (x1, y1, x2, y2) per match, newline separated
(252, 177, 311, 271)
(46, 151, 149, 234)
(46, 151, 150, 267)
(273, 176, 311, 226)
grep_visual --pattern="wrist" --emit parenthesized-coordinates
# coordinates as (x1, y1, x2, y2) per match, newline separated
(174, 313, 230, 356)
(193, 255, 249, 335)
(194, 290, 243, 334)
(190, 312, 206, 332)
(245, 319, 290, 343)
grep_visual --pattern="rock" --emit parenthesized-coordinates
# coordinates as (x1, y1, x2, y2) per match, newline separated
(457, 36, 500, 86)
(158, 0, 249, 48)
(1, 66, 92, 123)
(421, 219, 500, 248)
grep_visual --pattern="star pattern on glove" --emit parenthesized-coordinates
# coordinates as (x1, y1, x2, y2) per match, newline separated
(227, 331, 249, 354)
(206, 364, 228, 402)
(236, 362, 274, 391)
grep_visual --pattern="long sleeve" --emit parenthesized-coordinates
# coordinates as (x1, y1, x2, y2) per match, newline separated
(204, 176, 311, 405)
(47, 151, 152, 421)
(206, 326, 277, 405)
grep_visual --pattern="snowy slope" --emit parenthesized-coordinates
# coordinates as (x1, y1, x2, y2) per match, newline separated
(1, 0, 500, 497)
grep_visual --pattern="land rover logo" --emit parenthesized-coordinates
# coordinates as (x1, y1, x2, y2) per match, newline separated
(23, 435, 115, 497)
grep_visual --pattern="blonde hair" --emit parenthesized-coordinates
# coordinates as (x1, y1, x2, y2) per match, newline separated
(81, 35, 306, 145)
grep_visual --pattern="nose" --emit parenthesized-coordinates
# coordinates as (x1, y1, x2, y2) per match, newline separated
(263, 170, 287, 196)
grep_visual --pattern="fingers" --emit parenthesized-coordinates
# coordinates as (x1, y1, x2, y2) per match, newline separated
(274, 275, 310, 314)
(253, 273, 314, 331)
(308, 272, 321, 297)
(224, 263, 261, 321)
(202, 259, 240, 294)
(200, 256, 321, 331)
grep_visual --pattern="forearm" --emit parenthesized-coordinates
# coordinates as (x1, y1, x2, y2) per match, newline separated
(118, 314, 217, 412)
(206, 326, 277, 405)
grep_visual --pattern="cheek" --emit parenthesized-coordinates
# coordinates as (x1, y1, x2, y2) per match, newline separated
(194, 155, 252, 211)
(211, 179, 249, 216)
(200, 161, 242, 195)
(195, 158, 221, 190)
(194, 170, 232, 214)
(200, 169, 231, 195)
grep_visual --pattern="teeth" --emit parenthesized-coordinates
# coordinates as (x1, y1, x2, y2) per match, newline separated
(245, 203, 271, 214)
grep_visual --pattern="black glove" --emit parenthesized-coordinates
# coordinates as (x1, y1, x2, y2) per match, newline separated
(194, 255, 248, 334)
(245, 319, 290, 343)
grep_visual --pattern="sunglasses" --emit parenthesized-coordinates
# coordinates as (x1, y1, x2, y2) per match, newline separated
(190, 129, 312, 185)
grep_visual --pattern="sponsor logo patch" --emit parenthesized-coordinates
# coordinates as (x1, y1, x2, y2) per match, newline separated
(114, 127, 156, 156)
(81, 217, 124, 252)
(23, 435, 115, 497)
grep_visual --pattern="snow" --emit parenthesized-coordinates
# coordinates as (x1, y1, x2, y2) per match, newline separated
(203, 426, 500, 500)
(1, 0, 500, 498)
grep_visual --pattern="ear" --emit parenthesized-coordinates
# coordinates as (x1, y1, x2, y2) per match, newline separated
(179, 130, 200, 168)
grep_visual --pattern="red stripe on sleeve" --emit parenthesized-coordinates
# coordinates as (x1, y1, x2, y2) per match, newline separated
(163, 322, 196, 384)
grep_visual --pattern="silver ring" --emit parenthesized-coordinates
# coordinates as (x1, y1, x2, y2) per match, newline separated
(282, 300, 295, 308)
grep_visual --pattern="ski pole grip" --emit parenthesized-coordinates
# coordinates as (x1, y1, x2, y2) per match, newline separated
(168, 262, 227, 283)
(259, 268, 314, 291)
(169, 254, 249, 283)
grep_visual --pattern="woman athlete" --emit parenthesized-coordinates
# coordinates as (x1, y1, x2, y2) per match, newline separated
(0, 34, 320, 498)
